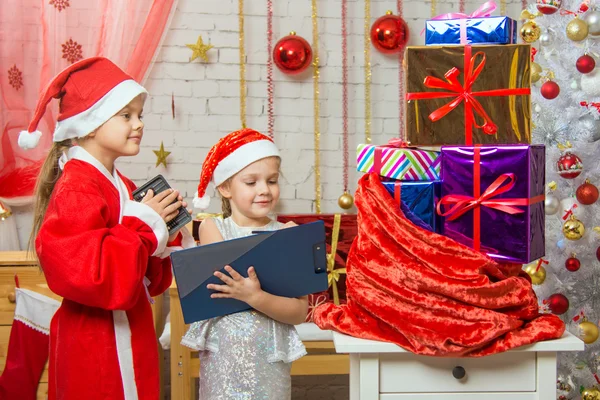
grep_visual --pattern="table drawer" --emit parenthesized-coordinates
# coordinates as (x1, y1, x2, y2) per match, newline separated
(379, 351, 536, 393)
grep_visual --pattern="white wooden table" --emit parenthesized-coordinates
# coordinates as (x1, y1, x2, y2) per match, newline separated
(333, 331, 584, 400)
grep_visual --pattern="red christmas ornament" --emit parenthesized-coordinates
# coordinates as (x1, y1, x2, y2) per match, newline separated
(576, 179, 599, 204)
(370, 11, 409, 54)
(576, 54, 596, 73)
(557, 151, 583, 179)
(565, 255, 581, 271)
(597, 246, 600, 261)
(541, 80, 560, 99)
(548, 293, 569, 315)
(273, 32, 312, 75)
(536, 0, 562, 14)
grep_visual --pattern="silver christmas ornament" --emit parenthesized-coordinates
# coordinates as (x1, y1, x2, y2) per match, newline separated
(539, 30, 555, 47)
(545, 193, 560, 215)
(585, 9, 600, 37)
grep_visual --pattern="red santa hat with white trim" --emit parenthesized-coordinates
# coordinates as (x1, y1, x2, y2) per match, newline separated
(194, 128, 280, 210)
(18, 57, 147, 150)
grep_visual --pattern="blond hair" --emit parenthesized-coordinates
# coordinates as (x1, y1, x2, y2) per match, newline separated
(28, 139, 73, 257)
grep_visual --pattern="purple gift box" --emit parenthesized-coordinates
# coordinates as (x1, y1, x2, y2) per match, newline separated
(439, 145, 545, 264)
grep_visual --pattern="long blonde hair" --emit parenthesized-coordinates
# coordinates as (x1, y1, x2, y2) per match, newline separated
(28, 139, 73, 255)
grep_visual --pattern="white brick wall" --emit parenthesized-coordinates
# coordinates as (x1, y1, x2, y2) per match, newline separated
(14, 0, 526, 249)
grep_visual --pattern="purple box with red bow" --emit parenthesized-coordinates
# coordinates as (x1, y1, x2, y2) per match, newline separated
(439, 145, 545, 264)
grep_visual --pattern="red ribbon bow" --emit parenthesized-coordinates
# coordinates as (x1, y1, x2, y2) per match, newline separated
(406, 46, 531, 145)
(536, 258, 549, 272)
(581, 101, 600, 112)
(562, 204, 578, 220)
(437, 173, 531, 221)
(387, 138, 412, 148)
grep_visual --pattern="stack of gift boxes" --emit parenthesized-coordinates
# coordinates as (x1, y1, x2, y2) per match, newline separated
(357, 5, 546, 265)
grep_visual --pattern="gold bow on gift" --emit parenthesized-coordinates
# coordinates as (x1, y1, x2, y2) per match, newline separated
(326, 214, 347, 305)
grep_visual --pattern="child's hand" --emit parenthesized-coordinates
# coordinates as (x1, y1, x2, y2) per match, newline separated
(208, 265, 262, 305)
(141, 189, 185, 225)
(281, 221, 297, 229)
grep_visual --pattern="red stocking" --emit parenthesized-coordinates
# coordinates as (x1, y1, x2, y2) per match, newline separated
(0, 287, 59, 400)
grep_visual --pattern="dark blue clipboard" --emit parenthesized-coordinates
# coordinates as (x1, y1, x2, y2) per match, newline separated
(170, 221, 329, 324)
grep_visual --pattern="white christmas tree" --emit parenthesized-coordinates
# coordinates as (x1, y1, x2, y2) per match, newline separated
(526, 0, 600, 398)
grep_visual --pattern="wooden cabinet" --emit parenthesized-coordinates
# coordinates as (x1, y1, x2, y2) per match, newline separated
(333, 331, 584, 400)
(0, 251, 165, 400)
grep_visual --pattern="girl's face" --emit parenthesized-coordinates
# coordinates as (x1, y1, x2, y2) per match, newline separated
(80, 94, 145, 167)
(218, 157, 281, 223)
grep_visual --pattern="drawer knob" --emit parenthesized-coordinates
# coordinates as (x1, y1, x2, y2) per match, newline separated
(8, 292, 16, 303)
(452, 366, 466, 380)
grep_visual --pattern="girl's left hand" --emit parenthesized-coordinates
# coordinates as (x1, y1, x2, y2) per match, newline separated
(209, 265, 262, 304)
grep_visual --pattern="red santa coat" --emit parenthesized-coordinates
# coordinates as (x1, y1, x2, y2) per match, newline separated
(36, 147, 193, 400)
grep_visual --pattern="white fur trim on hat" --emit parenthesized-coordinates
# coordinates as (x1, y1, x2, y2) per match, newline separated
(53, 79, 147, 142)
(213, 139, 280, 187)
(193, 192, 211, 210)
(18, 130, 42, 150)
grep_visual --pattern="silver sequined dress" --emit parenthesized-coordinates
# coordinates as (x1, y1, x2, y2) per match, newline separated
(181, 217, 307, 400)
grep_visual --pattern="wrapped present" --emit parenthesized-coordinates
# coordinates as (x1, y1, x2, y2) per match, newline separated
(357, 140, 441, 181)
(405, 44, 531, 146)
(437, 145, 545, 263)
(424, 2, 516, 45)
(425, 16, 516, 46)
(381, 180, 443, 233)
(277, 213, 357, 305)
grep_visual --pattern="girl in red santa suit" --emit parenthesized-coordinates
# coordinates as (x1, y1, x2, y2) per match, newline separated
(181, 128, 308, 400)
(18, 57, 195, 400)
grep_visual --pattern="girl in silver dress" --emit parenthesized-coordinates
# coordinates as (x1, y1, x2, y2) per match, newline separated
(182, 128, 308, 400)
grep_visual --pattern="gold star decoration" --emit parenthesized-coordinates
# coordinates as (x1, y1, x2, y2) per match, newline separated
(186, 36, 213, 62)
(153, 142, 171, 168)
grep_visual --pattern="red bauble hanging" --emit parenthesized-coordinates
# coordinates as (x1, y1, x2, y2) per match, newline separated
(547, 293, 569, 315)
(557, 151, 583, 179)
(541, 80, 560, 99)
(576, 54, 596, 73)
(576, 179, 599, 204)
(597, 246, 600, 261)
(370, 11, 409, 54)
(565, 255, 581, 271)
(273, 32, 313, 75)
(536, 0, 562, 14)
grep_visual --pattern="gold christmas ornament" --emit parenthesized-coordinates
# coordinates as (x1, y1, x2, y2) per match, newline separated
(566, 17, 589, 41)
(521, 20, 542, 43)
(524, 263, 547, 285)
(153, 142, 171, 168)
(582, 387, 600, 400)
(186, 35, 213, 62)
(579, 319, 600, 344)
(338, 192, 354, 210)
(531, 62, 543, 83)
(0, 201, 11, 221)
(563, 214, 585, 240)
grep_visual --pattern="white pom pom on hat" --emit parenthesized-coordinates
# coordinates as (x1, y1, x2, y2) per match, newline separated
(194, 128, 280, 211)
(18, 57, 147, 150)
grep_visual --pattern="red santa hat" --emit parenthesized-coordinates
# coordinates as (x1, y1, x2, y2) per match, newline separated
(194, 128, 280, 210)
(18, 57, 147, 150)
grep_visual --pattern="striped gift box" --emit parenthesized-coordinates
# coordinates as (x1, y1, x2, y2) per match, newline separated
(356, 143, 441, 180)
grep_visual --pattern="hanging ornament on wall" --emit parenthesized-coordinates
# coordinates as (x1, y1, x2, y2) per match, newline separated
(547, 293, 569, 315)
(585, 8, 600, 36)
(523, 259, 547, 284)
(536, 0, 561, 14)
(541, 80, 560, 99)
(577, 54, 596, 74)
(338, 0, 353, 211)
(153, 142, 171, 168)
(557, 142, 583, 179)
(545, 181, 560, 215)
(563, 214, 585, 240)
(565, 254, 581, 271)
(273, 32, 313, 75)
(370, 11, 409, 54)
(338, 192, 354, 209)
(186, 36, 213, 62)
(578, 318, 600, 344)
(566, 16, 589, 41)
